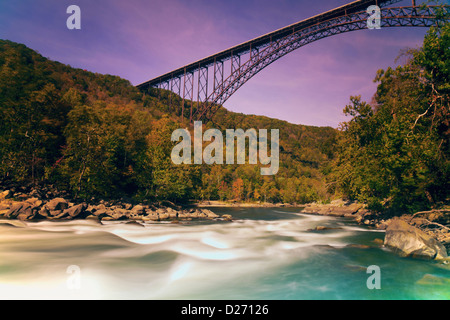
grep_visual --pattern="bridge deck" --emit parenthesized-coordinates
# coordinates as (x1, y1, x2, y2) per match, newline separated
(136, 0, 402, 89)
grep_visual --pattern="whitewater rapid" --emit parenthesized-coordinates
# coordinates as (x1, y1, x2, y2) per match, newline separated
(0, 208, 447, 300)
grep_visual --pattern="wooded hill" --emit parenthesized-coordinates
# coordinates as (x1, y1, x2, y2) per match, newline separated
(0, 39, 337, 205)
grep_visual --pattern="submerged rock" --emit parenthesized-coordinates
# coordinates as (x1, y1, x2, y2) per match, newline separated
(384, 218, 448, 260)
(307, 226, 343, 232)
(222, 214, 233, 222)
(345, 244, 371, 249)
(345, 265, 368, 272)
(372, 238, 384, 246)
(416, 274, 450, 286)
(125, 220, 144, 227)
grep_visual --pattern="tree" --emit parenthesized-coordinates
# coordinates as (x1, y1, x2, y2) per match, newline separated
(232, 178, 244, 201)
(139, 116, 201, 202)
(0, 39, 339, 205)
(334, 21, 450, 213)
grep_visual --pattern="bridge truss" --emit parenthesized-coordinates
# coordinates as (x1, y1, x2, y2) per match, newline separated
(136, 0, 449, 123)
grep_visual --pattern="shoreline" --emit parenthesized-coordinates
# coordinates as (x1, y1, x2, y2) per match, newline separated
(0, 184, 234, 223)
(1, 181, 448, 261)
(195, 200, 302, 208)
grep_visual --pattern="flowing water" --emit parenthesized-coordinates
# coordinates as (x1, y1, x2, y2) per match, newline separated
(0, 207, 448, 300)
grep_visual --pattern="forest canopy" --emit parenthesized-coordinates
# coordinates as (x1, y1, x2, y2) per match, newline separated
(331, 22, 449, 213)
(0, 39, 336, 204)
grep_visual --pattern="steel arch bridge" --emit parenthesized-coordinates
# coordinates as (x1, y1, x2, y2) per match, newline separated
(136, 0, 449, 123)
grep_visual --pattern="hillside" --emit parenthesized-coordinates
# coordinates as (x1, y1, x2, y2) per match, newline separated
(0, 39, 338, 204)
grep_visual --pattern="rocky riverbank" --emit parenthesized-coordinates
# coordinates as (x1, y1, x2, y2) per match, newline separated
(196, 200, 299, 208)
(301, 199, 450, 260)
(0, 182, 232, 224)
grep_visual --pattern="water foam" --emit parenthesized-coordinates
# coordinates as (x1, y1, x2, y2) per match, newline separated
(3, 210, 443, 300)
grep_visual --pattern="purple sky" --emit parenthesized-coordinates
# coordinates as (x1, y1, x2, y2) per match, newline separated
(0, 0, 431, 127)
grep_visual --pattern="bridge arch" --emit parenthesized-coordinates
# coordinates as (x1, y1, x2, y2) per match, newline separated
(137, 0, 449, 122)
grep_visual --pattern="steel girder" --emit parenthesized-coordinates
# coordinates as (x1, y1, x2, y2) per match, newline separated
(138, 3, 449, 123)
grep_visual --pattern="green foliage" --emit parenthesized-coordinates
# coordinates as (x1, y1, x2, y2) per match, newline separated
(0, 39, 337, 204)
(138, 116, 201, 202)
(333, 22, 450, 214)
(0, 39, 150, 199)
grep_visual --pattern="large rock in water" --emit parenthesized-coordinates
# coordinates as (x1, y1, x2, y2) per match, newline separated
(384, 218, 448, 260)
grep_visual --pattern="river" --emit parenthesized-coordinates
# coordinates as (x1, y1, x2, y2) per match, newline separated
(0, 207, 448, 300)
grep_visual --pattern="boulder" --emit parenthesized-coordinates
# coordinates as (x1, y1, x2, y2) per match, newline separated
(107, 208, 128, 220)
(159, 213, 170, 220)
(192, 209, 206, 218)
(201, 209, 219, 219)
(156, 208, 166, 215)
(0, 209, 8, 218)
(63, 203, 88, 219)
(125, 220, 144, 227)
(91, 205, 108, 218)
(94, 204, 107, 212)
(38, 206, 50, 218)
(101, 216, 116, 221)
(5, 202, 30, 219)
(222, 214, 233, 222)
(166, 207, 178, 219)
(301, 201, 366, 217)
(86, 214, 100, 222)
(94, 209, 108, 218)
(384, 218, 448, 260)
(45, 198, 69, 211)
(142, 213, 160, 222)
(128, 212, 143, 221)
(48, 210, 67, 220)
(0, 201, 12, 217)
(25, 198, 43, 207)
(5, 201, 42, 221)
(17, 206, 38, 221)
(0, 190, 13, 200)
(39, 207, 63, 219)
(131, 205, 146, 215)
(302, 200, 364, 217)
